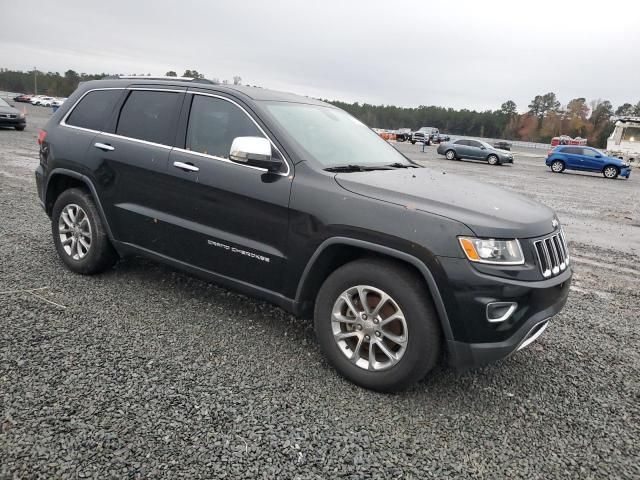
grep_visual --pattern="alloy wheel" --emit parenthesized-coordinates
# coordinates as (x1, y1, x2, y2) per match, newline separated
(551, 161, 564, 172)
(331, 285, 408, 371)
(604, 166, 618, 178)
(445, 150, 455, 160)
(58, 204, 92, 260)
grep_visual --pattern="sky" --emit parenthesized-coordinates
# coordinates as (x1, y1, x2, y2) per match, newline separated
(1, 0, 639, 112)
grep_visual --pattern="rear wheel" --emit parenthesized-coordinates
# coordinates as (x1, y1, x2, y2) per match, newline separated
(51, 188, 119, 274)
(445, 150, 456, 160)
(551, 160, 565, 173)
(314, 258, 441, 392)
(410, 140, 416, 145)
(603, 165, 619, 179)
(487, 154, 499, 165)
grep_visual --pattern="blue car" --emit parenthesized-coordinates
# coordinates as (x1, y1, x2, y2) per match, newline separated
(546, 146, 631, 179)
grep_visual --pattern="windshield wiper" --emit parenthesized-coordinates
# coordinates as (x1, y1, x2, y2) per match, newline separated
(324, 164, 392, 172)
(386, 162, 417, 169)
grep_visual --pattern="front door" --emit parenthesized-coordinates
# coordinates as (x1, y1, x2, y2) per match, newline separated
(161, 93, 293, 292)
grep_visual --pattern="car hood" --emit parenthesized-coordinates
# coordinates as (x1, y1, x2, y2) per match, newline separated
(335, 168, 556, 238)
(0, 105, 18, 114)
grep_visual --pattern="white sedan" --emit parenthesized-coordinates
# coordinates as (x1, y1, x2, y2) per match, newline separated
(31, 96, 55, 106)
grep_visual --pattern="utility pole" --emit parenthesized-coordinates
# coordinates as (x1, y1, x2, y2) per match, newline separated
(34, 67, 37, 95)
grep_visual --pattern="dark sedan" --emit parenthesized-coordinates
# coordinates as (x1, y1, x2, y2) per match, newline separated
(436, 139, 513, 165)
(13, 94, 32, 103)
(493, 141, 512, 151)
(0, 98, 26, 130)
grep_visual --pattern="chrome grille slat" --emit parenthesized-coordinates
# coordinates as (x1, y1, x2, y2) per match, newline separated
(534, 230, 569, 278)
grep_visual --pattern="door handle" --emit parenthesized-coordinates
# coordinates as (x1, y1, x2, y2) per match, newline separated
(94, 142, 115, 152)
(173, 161, 199, 172)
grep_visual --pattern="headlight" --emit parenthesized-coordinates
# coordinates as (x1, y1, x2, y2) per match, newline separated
(18, 113, 25, 119)
(458, 237, 524, 265)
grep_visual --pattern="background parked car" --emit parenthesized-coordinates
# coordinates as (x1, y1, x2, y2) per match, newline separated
(13, 94, 32, 103)
(395, 128, 411, 142)
(436, 133, 450, 143)
(51, 98, 67, 107)
(0, 98, 27, 131)
(493, 141, 512, 151)
(546, 146, 630, 179)
(31, 96, 55, 106)
(437, 139, 514, 165)
(411, 126, 439, 145)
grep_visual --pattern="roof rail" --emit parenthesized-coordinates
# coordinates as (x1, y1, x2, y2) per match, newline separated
(111, 75, 217, 84)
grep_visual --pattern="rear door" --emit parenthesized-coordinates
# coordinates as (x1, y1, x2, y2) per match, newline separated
(161, 92, 293, 292)
(454, 139, 470, 157)
(87, 87, 186, 251)
(562, 146, 584, 169)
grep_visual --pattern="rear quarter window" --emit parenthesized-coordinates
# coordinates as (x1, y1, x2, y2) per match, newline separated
(65, 89, 123, 131)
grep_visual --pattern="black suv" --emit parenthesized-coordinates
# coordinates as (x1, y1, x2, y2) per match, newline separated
(35, 78, 571, 391)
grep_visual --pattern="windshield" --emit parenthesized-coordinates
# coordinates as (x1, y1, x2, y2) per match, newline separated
(0, 98, 10, 108)
(264, 103, 411, 167)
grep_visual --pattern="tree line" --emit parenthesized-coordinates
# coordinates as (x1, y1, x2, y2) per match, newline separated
(329, 94, 640, 148)
(2, 68, 637, 147)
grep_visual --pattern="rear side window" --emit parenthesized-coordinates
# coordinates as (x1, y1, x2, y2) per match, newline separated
(562, 147, 582, 155)
(468, 140, 482, 148)
(116, 91, 182, 145)
(65, 90, 122, 131)
(186, 95, 263, 158)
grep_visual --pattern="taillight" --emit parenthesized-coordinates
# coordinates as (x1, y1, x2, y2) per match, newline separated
(37, 129, 47, 145)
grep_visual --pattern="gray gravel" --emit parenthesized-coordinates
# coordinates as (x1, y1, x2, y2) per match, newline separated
(1, 104, 639, 479)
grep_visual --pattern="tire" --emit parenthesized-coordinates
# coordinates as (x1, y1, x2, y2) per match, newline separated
(487, 154, 499, 165)
(410, 140, 416, 145)
(15, 125, 25, 131)
(603, 165, 619, 179)
(51, 188, 118, 274)
(445, 149, 456, 160)
(551, 160, 565, 173)
(314, 258, 441, 392)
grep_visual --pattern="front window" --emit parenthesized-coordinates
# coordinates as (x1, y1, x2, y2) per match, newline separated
(263, 102, 411, 167)
(622, 127, 640, 142)
(186, 95, 264, 158)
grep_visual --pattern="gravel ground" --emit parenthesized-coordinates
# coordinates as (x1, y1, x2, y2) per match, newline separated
(1, 104, 639, 479)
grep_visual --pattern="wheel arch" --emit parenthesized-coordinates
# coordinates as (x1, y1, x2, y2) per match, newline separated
(295, 237, 454, 341)
(45, 168, 116, 242)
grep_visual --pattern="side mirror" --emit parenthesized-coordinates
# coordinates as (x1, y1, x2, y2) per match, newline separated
(480, 146, 486, 150)
(229, 136, 282, 172)
(595, 154, 602, 158)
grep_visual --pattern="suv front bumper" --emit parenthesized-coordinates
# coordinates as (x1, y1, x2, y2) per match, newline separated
(434, 257, 571, 369)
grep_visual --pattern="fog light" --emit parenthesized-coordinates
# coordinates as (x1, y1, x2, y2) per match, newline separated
(486, 302, 517, 323)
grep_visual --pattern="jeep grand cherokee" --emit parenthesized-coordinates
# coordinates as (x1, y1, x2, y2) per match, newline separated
(35, 77, 571, 391)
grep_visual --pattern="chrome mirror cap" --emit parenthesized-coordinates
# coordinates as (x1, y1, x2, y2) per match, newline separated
(229, 136, 272, 163)
(229, 136, 282, 172)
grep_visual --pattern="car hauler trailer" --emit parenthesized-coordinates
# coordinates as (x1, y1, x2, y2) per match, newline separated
(607, 116, 640, 165)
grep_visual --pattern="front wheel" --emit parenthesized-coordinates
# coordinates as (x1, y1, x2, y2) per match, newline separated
(51, 188, 119, 274)
(314, 259, 441, 392)
(410, 140, 416, 145)
(603, 166, 619, 179)
(445, 149, 456, 160)
(15, 125, 25, 131)
(487, 154, 499, 165)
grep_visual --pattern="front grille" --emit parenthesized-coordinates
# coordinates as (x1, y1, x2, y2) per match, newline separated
(0, 113, 17, 119)
(534, 230, 569, 278)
